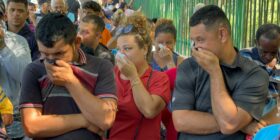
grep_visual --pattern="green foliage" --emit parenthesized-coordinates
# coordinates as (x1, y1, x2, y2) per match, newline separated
(130, 0, 280, 56)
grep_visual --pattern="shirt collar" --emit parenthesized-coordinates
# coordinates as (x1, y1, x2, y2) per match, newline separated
(220, 47, 241, 69)
(72, 48, 87, 66)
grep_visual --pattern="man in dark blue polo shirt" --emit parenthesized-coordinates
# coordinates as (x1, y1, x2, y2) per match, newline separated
(172, 5, 269, 140)
(20, 13, 117, 140)
(6, 0, 39, 61)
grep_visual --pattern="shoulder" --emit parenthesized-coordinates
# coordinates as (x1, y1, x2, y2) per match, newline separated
(23, 60, 46, 77)
(5, 31, 30, 50)
(238, 55, 268, 81)
(85, 54, 113, 70)
(178, 57, 199, 74)
(239, 47, 256, 59)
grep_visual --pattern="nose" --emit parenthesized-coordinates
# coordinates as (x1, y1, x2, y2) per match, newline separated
(119, 49, 125, 54)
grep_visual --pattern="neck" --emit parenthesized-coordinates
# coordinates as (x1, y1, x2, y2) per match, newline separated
(41, 9, 48, 14)
(220, 41, 237, 65)
(8, 23, 25, 33)
(136, 61, 149, 76)
(91, 40, 99, 51)
(72, 50, 80, 63)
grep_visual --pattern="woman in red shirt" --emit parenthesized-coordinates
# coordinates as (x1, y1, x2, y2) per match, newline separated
(109, 12, 171, 140)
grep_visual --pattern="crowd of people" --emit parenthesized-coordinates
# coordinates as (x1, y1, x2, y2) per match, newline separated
(0, 0, 279, 140)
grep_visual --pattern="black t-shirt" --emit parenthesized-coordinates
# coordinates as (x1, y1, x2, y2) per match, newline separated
(172, 53, 269, 140)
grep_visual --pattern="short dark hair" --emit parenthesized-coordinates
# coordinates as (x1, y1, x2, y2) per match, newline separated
(7, 0, 28, 8)
(82, 1, 101, 12)
(155, 19, 176, 40)
(256, 24, 280, 41)
(38, 0, 49, 6)
(36, 13, 76, 48)
(28, 2, 35, 7)
(190, 5, 231, 33)
(81, 15, 105, 32)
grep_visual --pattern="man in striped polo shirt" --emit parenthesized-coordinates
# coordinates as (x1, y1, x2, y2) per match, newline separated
(20, 13, 117, 140)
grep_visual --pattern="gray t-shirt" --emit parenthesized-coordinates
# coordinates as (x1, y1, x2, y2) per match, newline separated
(172, 53, 269, 140)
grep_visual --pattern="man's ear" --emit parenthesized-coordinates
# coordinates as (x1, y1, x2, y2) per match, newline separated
(3, 14, 7, 22)
(96, 31, 102, 39)
(74, 36, 82, 49)
(218, 25, 229, 44)
(255, 39, 259, 46)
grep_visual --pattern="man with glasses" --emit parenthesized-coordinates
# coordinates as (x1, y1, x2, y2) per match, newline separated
(240, 24, 280, 136)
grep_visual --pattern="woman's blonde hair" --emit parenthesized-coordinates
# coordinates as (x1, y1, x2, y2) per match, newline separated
(118, 12, 152, 62)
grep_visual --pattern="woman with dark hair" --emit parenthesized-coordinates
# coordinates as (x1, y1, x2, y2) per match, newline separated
(151, 19, 185, 71)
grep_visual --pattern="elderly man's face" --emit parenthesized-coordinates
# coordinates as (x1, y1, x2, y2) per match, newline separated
(51, 0, 66, 14)
(257, 35, 280, 64)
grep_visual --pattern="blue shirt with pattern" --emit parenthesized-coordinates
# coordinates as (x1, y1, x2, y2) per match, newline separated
(240, 47, 279, 115)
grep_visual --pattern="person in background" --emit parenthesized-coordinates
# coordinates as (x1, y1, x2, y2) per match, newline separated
(27, 1, 36, 32)
(78, 14, 114, 64)
(240, 24, 280, 139)
(80, 1, 112, 45)
(66, 0, 80, 21)
(151, 19, 185, 71)
(6, 0, 39, 61)
(50, 0, 75, 22)
(0, 86, 14, 139)
(34, 0, 50, 25)
(0, 0, 32, 139)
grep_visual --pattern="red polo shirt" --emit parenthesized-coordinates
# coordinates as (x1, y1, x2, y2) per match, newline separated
(109, 67, 171, 140)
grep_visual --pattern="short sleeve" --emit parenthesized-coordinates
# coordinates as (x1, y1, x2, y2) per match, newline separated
(233, 68, 269, 120)
(95, 59, 117, 99)
(172, 60, 196, 111)
(19, 63, 43, 109)
(148, 72, 171, 104)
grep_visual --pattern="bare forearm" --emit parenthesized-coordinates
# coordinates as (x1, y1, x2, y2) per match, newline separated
(131, 77, 165, 118)
(173, 110, 220, 134)
(22, 113, 85, 137)
(210, 68, 250, 133)
(65, 78, 116, 130)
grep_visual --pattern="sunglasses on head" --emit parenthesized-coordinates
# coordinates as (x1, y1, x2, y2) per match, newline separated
(115, 24, 135, 36)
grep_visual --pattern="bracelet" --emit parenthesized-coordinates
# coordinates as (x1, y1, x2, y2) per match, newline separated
(130, 78, 141, 87)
